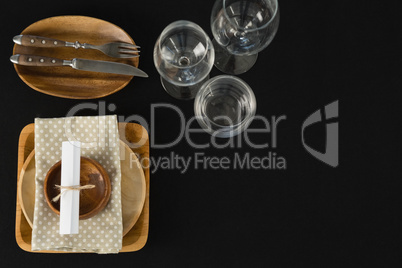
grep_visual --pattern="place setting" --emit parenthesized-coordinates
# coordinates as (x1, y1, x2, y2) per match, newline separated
(11, 0, 279, 254)
(16, 119, 150, 253)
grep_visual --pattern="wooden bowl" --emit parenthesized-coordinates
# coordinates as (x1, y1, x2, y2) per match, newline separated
(44, 157, 111, 220)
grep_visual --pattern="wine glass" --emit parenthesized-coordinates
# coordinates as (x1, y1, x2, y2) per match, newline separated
(211, 0, 279, 74)
(153, 20, 215, 100)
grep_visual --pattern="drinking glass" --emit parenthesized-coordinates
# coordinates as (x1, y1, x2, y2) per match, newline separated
(211, 0, 279, 74)
(194, 75, 256, 138)
(154, 20, 215, 100)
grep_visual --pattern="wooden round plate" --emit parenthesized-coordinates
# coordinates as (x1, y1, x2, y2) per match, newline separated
(17, 141, 146, 236)
(12, 15, 140, 99)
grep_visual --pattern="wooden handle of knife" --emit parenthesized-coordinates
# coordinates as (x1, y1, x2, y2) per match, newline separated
(16, 35, 67, 47)
(13, 55, 65, 66)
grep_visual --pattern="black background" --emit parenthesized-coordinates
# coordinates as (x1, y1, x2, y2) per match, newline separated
(0, 0, 400, 267)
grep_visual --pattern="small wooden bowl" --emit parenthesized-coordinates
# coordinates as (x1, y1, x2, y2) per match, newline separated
(44, 157, 111, 220)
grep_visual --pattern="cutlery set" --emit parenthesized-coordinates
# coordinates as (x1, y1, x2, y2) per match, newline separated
(10, 34, 148, 77)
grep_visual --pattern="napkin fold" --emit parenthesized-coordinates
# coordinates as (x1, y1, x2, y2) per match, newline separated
(31, 115, 122, 253)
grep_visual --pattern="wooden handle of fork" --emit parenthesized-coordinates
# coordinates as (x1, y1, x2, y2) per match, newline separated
(13, 35, 67, 47)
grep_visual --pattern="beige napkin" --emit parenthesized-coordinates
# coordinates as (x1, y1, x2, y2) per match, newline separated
(31, 115, 122, 253)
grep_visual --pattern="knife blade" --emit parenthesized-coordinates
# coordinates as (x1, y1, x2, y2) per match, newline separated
(10, 54, 148, 77)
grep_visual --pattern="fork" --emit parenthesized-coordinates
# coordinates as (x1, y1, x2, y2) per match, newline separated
(13, 35, 140, 58)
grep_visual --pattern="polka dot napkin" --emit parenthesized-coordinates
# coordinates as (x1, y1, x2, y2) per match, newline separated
(31, 115, 122, 253)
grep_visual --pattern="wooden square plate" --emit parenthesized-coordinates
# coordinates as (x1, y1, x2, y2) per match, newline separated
(15, 123, 150, 253)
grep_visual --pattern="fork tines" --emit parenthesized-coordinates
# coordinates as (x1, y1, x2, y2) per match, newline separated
(118, 42, 140, 58)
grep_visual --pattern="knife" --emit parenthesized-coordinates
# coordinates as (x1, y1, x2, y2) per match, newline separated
(10, 54, 148, 77)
